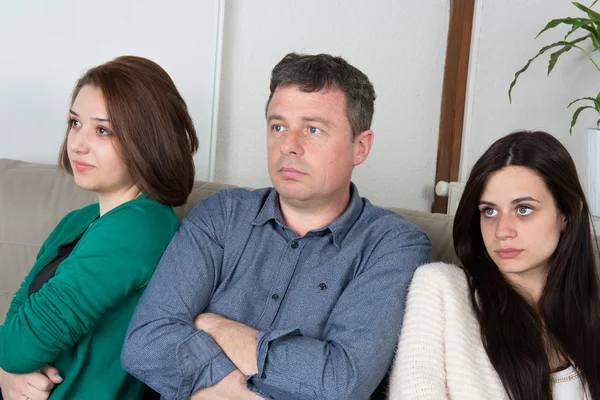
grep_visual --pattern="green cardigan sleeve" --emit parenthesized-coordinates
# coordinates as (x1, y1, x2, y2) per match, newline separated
(3, 209, 82, 322)
(0, 201, 178, 373)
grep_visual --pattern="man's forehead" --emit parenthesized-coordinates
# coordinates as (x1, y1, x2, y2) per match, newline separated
(273, 83, 343, 96)
(268, 85, 346, 111)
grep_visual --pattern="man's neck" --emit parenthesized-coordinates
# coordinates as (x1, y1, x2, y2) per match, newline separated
(278, 192, 351, 237)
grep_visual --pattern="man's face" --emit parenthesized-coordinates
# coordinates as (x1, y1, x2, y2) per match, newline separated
(266, 84, 372, 210)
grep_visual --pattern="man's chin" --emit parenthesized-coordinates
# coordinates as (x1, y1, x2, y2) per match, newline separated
(275, 183, 311, 202)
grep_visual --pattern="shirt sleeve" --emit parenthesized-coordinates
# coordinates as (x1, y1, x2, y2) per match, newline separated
(247, 228, 432, 400)
(388, 265, 448, 398)
(121, 192, 237, 400)
(0, 205, 175, 373)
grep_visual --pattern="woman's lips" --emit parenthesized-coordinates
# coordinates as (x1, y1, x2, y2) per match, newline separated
(495, 248, 523, 259)
(73, 160, 94, 172)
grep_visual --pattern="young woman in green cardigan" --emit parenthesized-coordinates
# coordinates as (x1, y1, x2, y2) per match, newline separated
(0, 56, 198, 400)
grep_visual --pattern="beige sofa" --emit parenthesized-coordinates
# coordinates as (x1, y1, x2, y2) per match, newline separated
(0, 158, 459, 324)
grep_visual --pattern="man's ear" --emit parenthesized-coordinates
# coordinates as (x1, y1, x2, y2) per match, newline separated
(353, 130, 374, 166)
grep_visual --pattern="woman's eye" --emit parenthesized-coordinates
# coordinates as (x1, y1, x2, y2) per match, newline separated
(70, 119, 81, 128)
(308, 127, 321, 135)
(97, 127, 110, 136)
(517, 205, 533, 216)
(482, 208, 498, 217)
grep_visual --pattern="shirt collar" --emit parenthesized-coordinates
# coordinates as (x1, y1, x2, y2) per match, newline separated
(252, 188, 284, 227)
(252, 183, 364, 249)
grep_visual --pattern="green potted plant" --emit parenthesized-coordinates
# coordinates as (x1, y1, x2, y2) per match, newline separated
(509, 1, 600, 135)
(508, 1, 600, 216)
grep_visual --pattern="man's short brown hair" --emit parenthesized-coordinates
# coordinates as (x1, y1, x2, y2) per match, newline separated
(266, 53, 376, 140)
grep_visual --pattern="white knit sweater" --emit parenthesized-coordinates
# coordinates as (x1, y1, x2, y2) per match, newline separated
(388, 262, 586, 399)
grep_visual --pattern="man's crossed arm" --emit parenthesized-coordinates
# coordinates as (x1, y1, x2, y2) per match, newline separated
(189, 313, 262, 399)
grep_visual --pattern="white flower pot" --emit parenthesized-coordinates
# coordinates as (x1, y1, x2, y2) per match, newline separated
(585, 128, 600, 216)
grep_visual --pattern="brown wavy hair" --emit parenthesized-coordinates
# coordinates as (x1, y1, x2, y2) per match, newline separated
(59, 55, 198, 206)
(453, 130, 600, 399)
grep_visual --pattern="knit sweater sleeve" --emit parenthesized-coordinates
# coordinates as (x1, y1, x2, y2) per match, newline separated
(389, 263, 450, 399)
(3, 209, 80, 322)
(0, 201, 178, 373)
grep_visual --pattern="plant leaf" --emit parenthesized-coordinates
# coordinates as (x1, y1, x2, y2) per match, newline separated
(572, 3, 600, 47)
(573, 2, 600, 22)
(548, 46, 574, 73)
(563, 18, 593, 39)
(569, 96, 600, 114)
(592, 31, 600, 49)
(537, 17, 589, 38)
(568, 96, 596, 107)
(509, 36, 590, 102)
(570, 105, 595, 135)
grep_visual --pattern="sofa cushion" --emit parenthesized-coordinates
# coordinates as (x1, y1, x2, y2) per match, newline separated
(0, 158, 457, 323)
(0, 159, 97, 324)
(388, 207, 459, 265)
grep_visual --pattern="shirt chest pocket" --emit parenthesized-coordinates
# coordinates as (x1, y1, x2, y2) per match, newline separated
(277, 267, 352, 331)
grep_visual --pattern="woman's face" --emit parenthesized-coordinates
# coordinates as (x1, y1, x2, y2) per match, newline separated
(67, 85, 134, 196)
(478, 166, 565, 289)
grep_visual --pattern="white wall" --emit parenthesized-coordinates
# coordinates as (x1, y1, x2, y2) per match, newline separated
(0, 0, 222, 181)
(461, 0, 597, 182)
(215, 0, 449, 211)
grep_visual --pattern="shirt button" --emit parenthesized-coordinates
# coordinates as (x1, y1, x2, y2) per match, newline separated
(271, 294, 279, 301)
(291, 241, 299, 249)
(318, 283, 328, 291)
(261, 372, 267, 379)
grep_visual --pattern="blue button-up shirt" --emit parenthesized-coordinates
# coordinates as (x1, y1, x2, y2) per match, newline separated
(122, 184, 431, 400)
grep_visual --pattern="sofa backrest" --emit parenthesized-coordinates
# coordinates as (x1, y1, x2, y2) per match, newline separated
(0, 158, 457, 323)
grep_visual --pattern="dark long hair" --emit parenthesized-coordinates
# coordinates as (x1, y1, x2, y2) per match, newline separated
(59, 56, 199, 206)
(453, 130, 600, 399)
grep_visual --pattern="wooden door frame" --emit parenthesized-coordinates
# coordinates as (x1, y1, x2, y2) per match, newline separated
(431, 0, 476, 213)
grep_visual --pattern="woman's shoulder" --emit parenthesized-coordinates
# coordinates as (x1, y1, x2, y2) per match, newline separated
(413, 262, 468, 285)
(52, 203, 100, 233)
(100, 195, 178, 229)
(409, 262, 471, 301)
(79, 196, 179, 249)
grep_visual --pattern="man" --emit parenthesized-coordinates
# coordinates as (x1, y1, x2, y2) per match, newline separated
(121, 53, 431, 399)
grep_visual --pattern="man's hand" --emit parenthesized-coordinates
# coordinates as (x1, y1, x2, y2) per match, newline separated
(193, 313, 259, 375)
(0, 365, 62, 400)
(189, 369, 262, 400)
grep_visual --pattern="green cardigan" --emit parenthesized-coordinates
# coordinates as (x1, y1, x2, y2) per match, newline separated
(0, 194, 179, 399)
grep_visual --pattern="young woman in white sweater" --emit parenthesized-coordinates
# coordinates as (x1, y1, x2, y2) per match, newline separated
(390, 131, 600, 399)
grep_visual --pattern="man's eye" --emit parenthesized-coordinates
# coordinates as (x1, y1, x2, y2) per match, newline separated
(308, 127, 321, 135)
(272, 125, 284, 132)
